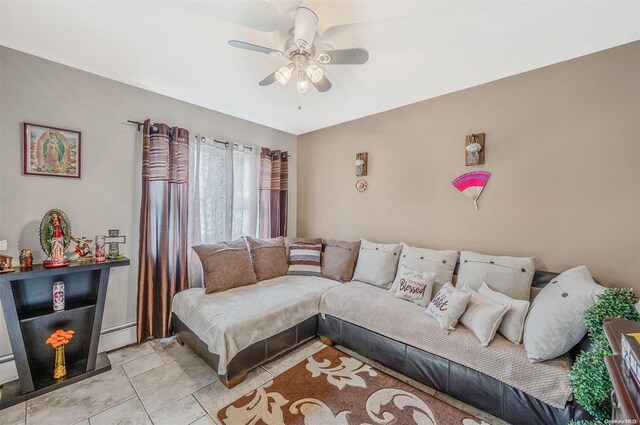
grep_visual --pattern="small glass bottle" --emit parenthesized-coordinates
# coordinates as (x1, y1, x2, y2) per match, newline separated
(53, 281, 65, 311)
(95, 235, 106, 263)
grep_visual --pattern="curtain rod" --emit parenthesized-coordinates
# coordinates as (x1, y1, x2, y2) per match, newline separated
(126, 120, 291, 157)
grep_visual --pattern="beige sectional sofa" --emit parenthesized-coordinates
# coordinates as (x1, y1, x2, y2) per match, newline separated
(172, 236, 597, 424)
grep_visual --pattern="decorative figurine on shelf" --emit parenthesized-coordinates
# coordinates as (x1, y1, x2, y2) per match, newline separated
(94, 235, 106, 263)
(53, 281, 65, 311)
(40, 209, 72, 268)
(105, 230, 126, 260)
(72, 236, 94, 262)
(46, 329, 74, 379)
(19, 249, 33, 268)
(0, 240, 15, 273)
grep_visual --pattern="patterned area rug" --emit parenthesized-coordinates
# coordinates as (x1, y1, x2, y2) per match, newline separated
(217, 346, 486, 425)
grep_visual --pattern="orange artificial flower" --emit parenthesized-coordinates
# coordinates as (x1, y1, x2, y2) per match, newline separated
(46, 329, 75, 348)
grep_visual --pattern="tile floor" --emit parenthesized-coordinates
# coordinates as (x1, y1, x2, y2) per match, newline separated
(0, 338, 509, 425)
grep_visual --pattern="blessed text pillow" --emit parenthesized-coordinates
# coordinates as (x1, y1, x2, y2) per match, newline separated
(425, 282, 472, 334)
(393, 266, 437, 307)
(391, 243, 458, 296)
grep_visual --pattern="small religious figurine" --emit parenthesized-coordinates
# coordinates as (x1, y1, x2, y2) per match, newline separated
(39, 209, 72, 268)
(72, 237, 94, 262)
(19, 249, 33, 268)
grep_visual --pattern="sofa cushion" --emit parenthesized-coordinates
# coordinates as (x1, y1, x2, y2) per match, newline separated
(391, 243, 458, 296)
(287, 243, 322, 276)
(523, 265, 605, 362)
(393, 265, 437, 307)
(352, 239, 401, 288)
(319, 281, 573, 409)
(426, 282, 471, 333)
(479, 283, 530, 344)
(456, 251, 535, 300)
(246, 236, 288, 281)
(172, 275, 339, 375)
(459, 285, 511, 346)
(321, 240, 360, 282)
(192, 239, 257, 294)
(284, 237, 323, 257)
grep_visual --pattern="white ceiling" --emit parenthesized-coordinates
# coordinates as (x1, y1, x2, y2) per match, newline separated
(1, 1, 638, 135)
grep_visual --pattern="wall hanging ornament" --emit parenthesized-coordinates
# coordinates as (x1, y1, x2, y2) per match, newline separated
(452, 171, 491, 210)
(356, 179, 368, 192)
(465, 133, 485, 166)
(355, 152, 368, 177)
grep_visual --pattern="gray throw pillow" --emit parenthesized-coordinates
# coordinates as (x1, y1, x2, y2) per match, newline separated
(456, 251, 535, 300)
(523, 265, 605, 362)
(192, 238, 257, 294)
(245, 236, 288, 281)
(321, 240, 360, 282)
(352, 239, 402, 288)
(391, 243, 458, 297)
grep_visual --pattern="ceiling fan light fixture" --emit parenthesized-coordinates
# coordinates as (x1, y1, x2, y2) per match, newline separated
(296, 70, 310, 93)
(275, 65, 292, 85)
(305, 64, 323, 83)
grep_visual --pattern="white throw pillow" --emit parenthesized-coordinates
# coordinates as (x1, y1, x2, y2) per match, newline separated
(523, 266, 605, 362)
(391, 243, 458, 296)
(459, 285, 511, 346)
(479, 283, 530, 344)
(456, 251, 535, 300)
(352, 239, 402, 288)
(393, 266, 437, 307)
(425, 282, 472, 334)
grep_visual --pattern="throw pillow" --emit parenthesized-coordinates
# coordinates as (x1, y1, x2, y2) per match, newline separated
(284, 237, 323, 257)
(459, 285, 511, 346)
(523, 265, 605, 362)
(352, 239, 402, 288)
(393, 266, 437, 307)
(321, 240, 361, 282)
(192, 238, 257, 294)
(245, 236, 288, 281)
(478, 283, 530, 344)
(391, 243, 458, 296)
(287, 243, 322, 276)
(456, 251, 535, 300)
(425, 282, 472, 334)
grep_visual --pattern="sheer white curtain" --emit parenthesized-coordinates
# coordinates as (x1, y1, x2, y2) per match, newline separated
(188, 134, 259, 287)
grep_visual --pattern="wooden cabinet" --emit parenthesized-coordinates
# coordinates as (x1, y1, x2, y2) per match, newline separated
(0, 258, 129, 409)
(603, 317, 640, 422)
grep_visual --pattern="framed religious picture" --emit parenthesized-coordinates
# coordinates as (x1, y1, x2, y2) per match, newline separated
(23, 122, 81, 178)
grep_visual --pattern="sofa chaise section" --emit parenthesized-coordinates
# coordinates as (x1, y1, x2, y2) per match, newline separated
(172, 274, 339, 386)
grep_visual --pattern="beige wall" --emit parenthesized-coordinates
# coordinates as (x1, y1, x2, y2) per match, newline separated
(0, 47, 297, 358)
(298, 41, 640, 291)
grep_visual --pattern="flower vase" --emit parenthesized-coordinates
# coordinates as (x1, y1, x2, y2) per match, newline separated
(53, 345, 66, 379)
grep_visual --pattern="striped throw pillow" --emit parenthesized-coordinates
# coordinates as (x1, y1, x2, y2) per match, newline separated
(287, 243, 322, 276)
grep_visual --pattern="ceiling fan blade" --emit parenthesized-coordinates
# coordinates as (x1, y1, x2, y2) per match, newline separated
(294, 7, 319, 51)
(311, 75, 332, 93)
(228, 40, 283, 57)
(316, 48, 369, 65)
(259, 71, 278, 86)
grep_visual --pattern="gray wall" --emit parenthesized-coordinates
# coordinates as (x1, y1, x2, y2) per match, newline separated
(0, 47, 297, 357)
(298, 41, 640, 291)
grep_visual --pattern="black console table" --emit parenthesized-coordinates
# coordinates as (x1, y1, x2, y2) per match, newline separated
(0, 258, 129, 409)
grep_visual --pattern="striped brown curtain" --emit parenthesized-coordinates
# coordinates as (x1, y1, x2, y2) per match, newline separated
(137, 119, 190, 342)
(258, 148, 289, 238)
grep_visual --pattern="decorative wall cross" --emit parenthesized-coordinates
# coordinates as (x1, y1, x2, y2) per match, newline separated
(105, 230, 126, 258)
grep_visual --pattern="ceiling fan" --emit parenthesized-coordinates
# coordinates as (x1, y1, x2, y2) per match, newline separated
(228, 7, 369, 94)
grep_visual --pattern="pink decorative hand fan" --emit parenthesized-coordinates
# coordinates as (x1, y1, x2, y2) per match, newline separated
(452, 172, 491, 210)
